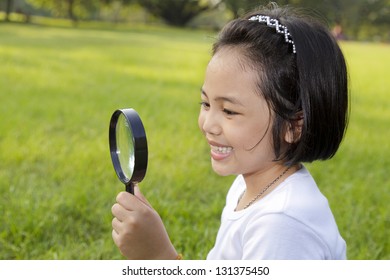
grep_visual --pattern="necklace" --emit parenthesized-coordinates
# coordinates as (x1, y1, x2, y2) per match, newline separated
(237, 166, 292, 210)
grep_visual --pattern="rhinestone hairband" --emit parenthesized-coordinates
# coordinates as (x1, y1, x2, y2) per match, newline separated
(249, 15, 296, 54)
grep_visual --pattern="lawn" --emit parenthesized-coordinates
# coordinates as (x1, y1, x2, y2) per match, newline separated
(0, 21, 389, 260)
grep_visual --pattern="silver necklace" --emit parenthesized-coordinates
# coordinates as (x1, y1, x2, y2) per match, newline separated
(237, 166, 291, 210)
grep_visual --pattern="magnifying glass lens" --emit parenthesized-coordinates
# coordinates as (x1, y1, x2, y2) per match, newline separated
(116, 113, 135, 180)
(109, 108, 148, 194)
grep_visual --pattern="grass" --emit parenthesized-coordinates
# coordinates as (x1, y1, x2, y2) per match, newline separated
(0, 21, 389, 260)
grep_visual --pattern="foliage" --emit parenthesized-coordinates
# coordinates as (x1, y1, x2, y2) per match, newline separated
(1, 0, 389, 40)
(138, 0, 218, 26)
(287, 0, 390, 40)
(0, 20, 389, 260)
(222, 0, 390, 40)
(222, 0, 255, 18)
(26, 0, 100, 21)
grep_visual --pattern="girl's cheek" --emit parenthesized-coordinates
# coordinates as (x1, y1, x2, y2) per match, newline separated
(198, 113, 205, 133)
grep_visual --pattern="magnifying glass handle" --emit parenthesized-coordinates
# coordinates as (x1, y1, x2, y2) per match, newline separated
(126, 181, 135, 195)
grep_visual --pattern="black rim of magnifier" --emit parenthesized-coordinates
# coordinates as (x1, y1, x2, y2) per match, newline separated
(109, 109, 148, 193)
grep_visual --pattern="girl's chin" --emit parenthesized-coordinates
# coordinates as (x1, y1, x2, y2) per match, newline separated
(211, 160, 236, 177)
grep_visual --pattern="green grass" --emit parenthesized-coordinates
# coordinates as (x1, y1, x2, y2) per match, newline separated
(0, 22, 389, 260)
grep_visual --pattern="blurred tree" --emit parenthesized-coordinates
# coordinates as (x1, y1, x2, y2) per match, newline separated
(223, 0, 293, 18)
(361, 0, 390, 26)
(221, 0, 389, 40)
(3, 0, 387, 40)
(137, 0, 220, 26)
(27, 0, 101, 22)
(99, 0, 136, 22)
(223, 0, 256, 18)
(3, 0, 13, 21)
(289, 0, 389, 39)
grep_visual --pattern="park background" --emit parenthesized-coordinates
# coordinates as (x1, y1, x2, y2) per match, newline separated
(0, 0, 389, 259)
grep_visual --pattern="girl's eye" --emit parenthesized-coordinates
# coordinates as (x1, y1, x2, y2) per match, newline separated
(200, 101, 210, 109)
(223, 108, 238, 116)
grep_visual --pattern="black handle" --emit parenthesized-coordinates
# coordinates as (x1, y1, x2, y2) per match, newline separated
(126, 181, 135, 195)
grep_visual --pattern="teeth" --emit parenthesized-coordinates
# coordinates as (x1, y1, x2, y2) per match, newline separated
(210, 145, 233, 154)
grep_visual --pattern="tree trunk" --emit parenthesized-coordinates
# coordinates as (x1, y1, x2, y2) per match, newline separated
(67, 0, 78, 24)
(5, 0, 13, 22)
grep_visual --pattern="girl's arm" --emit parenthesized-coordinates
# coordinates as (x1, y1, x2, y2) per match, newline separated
(111, 186, 178, 259)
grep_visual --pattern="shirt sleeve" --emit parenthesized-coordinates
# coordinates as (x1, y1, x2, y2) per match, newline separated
(242, 213, 330, 260)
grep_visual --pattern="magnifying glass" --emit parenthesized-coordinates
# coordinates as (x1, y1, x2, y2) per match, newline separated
(109, 108, 148, 194)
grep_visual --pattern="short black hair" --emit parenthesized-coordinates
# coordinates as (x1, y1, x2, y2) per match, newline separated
(212, 5, 349, 165)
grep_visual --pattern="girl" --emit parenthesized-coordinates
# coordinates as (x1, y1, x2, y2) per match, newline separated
(111, 5, 348, 260)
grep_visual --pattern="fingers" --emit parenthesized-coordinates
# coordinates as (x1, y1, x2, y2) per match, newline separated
(115, 191, 136, 210)
(111, 204, 127, 222)
(111, 188, 177, 259)
(111, 189, 149, 228)
(111, 192, 151, 232)
(133, 185, 152, 208)
(115, 186, 152, 211)
(112, 218, 121, 238)
(111, 227, 123, 251)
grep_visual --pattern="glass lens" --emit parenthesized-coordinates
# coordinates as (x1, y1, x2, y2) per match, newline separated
(115, 113, 135, 180)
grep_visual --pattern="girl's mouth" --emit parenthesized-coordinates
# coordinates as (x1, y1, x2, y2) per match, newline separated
(210, 144, 233, 161)
(210, 145, 233, 154)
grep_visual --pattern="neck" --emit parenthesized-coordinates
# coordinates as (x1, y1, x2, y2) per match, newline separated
(236, 163, 300, 211)
(243, 163, 288, 193)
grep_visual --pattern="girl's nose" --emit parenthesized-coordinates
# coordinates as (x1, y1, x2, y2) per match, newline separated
(200, 112, 222, 136)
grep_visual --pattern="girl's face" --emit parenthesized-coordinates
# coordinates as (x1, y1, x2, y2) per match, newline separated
(198, 47, 278, 177)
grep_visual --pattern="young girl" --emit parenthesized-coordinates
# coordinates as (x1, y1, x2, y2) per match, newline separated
(111, 5, 348, 260)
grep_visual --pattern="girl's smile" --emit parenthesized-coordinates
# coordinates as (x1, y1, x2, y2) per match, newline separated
(208, 141, 234, 161)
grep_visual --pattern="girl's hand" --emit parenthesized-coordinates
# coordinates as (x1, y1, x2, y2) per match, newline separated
(111, 186, 177, 259)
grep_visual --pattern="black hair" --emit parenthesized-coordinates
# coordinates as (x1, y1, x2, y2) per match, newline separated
(212, 5, 349, 165)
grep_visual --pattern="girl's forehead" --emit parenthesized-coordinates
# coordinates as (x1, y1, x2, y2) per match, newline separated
(206, 48, 260, 93)
(209, 47, 248, 70)
(204, 48, 267, 109)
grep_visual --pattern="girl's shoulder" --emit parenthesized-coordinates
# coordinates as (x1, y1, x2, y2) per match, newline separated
(225, 175, 246, 203)
(260, 166, 330, 216)
(228, 166, 330, 217)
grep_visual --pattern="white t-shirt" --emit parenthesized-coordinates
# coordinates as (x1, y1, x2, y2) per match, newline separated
(207, 166, 346, 260)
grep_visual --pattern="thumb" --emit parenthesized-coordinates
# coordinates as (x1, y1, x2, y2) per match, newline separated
(133, 184, 152, 208)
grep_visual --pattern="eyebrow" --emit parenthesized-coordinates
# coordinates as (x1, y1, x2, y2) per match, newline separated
(201, 88, 244, 106)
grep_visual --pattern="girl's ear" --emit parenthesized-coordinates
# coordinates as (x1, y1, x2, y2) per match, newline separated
(284, 112, 304, 144)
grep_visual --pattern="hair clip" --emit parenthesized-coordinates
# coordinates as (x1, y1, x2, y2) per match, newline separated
(249, 15, 296, 54)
